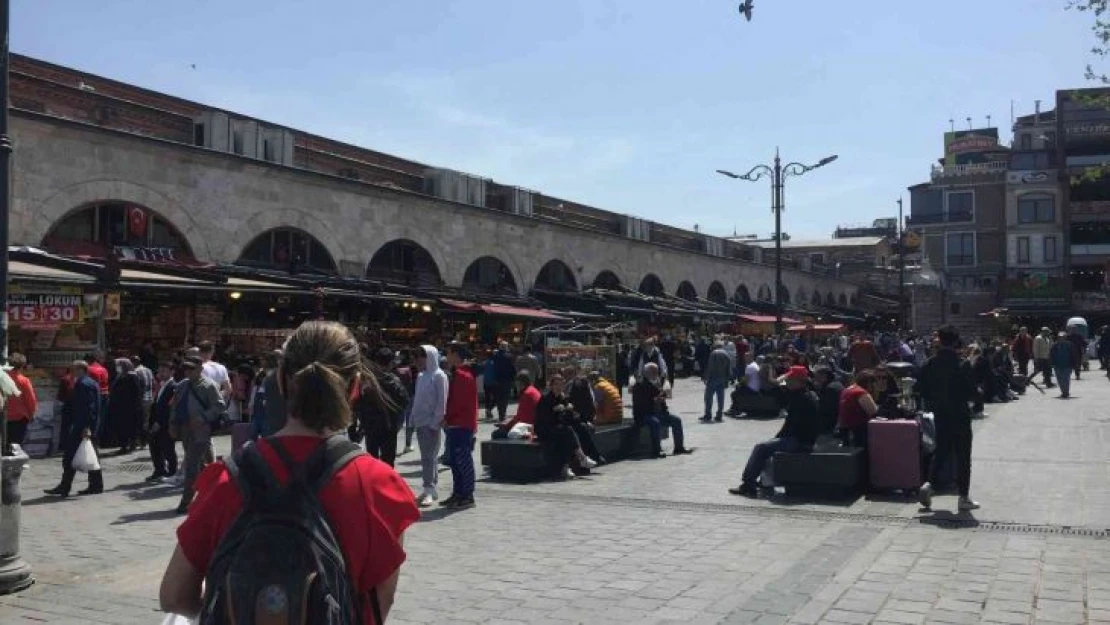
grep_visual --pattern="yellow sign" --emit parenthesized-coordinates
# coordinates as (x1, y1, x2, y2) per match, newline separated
(104, 293, 121, 321)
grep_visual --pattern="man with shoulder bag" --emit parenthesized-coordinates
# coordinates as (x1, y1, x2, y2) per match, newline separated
(174, 356, 226, 514)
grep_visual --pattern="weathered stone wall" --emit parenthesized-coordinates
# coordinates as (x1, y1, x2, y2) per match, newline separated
(12, 112, 860, 304)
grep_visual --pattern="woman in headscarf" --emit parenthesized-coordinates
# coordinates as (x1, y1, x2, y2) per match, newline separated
(109, 357, 145, 454)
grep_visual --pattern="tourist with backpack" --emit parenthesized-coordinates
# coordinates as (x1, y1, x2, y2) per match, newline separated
(357, 348, 410, 467)
(159, 321, 420, 624)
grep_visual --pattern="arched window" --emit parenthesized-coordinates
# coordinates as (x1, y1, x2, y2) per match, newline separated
(238, 228, 337, 274)
(676, 281, 698, 301)
(838, 293, 848, 307)
(734, 285, 751, 303)
(781, 288, 792, 305)
(707, 281, 727, 304)
(825, 292, 836, 307)
(593, 270, 622, 290)
(463, 256, 517, 294)
(534, 260, 578, 292)
(367, 239, 443, 286)
(639, 274, 665, 297)
(811, 291, 823, 308)
(757, 284, 772, 302)
(43, 201, 192, 259)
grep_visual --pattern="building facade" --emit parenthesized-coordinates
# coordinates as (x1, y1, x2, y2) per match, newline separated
(7, 54, 861, 310)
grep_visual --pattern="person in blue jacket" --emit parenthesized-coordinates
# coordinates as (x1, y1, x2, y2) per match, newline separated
(45, 360, 103, 497)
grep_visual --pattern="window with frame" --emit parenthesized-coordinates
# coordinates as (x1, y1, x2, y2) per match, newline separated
(1020, 134, 1032, 150)
(1017, 194, 1055, 223)
(1016, 236, 1030, 264)
(1044, 235, 1058, 263)
(946, 191, 974, 221)
(946, 232, 975, 266)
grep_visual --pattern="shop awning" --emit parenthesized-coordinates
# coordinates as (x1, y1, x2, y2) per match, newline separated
(120, 267, 212, 285)
(480, 304, 568, 321)
(10, 260, 96, 284)
(739, 314, 803, 324)
(788, 323, 846, 332)
(440, 298, 482, 312)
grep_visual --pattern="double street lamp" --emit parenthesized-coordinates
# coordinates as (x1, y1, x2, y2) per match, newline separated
(717, 150, 838, 335)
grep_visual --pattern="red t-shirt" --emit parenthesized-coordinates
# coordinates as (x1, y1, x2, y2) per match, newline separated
(176, 436, 420, 624)
(503, 385, 541, 430)
(87, 362, 110, 395)
(837, 384, 873, 429)
(445, 367, 478, 430)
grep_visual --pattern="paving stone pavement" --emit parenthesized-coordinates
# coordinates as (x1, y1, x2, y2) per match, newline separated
(2, 373, 1110, 624)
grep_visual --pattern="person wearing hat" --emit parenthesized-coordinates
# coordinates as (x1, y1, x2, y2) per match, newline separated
(1032, 327, 1054, 388)
(729, 365, 820, 497)
(173, 355, 226, 514)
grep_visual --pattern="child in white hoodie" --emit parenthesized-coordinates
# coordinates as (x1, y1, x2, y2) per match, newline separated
(410, 345, 449, 507)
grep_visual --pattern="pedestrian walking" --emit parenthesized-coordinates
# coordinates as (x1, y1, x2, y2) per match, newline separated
(1032, 327, 1055, 388)
(917, 325, 979, 512)
(4, 352, 38, 454)
(1050, 332, 1077, 399)
(701, 341, 731, 422)
(44, 360, 103, 497)
(173, 356, 225, 514)
(146, 361, 181, 482)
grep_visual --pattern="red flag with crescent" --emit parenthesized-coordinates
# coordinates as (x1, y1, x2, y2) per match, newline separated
(128, 206, 147, 238)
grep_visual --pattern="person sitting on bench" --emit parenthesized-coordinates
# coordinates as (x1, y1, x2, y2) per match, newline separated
(631, 363, 693, 459)
(492, 371, 540, 439)
(729, 366, 821, 497)
(836, 369, 881, 449)
(535, 374, 597, 479)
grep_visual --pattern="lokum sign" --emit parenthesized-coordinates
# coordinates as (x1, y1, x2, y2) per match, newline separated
(8, 292, 84, 328)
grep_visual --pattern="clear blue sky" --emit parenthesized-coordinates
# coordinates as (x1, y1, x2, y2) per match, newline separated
(12, 0, 1099, 238)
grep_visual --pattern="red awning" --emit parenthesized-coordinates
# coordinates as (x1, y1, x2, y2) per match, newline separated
(739, 314, 803, 324)
(440, 298, 481, 312)
(480, 304, 568, 321)
(788, 324, 846, 332)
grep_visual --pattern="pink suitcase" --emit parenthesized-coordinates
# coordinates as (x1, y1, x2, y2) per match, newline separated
(230, 422, 253, 452)
(867, 419, 921, 491)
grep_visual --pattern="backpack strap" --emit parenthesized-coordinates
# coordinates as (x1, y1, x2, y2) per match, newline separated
(306, 434, 366, 495)
(226, 444, 281, 507)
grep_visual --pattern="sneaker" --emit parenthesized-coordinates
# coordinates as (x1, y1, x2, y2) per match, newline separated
(583, 457, 599, 469)
(144, 473, 166, 483)
(958, 497, 980, 511)
(918, 482, 934, 509)
(417, 492, 437, 508)
(564, 467, 578, 480)
(401, 446, 414, 455)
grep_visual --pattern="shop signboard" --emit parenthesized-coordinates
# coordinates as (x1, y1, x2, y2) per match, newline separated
(1074, 291, 1110, 312)
(1071, 201, 1110, 217)
(8, 287, 85, 329)
(1002, 273, 1069, 310)
(943, 128, 1005, 166)
(544, 344, 617, 382)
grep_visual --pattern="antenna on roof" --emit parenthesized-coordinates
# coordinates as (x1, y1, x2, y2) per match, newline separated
(986, 114, 991, 128)
(949, 118, 955, 132)
(966, 116, 972, 130)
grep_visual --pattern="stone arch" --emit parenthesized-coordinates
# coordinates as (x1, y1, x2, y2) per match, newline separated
(676, 281, 698, 301)
(825, 292, 836, 307)
(534, 259, 579, 293)
(794, 286, 807, 308)
(26, 179, 212, 260)
(849, 293, 858, 308)
(463, 256, 519, 295)
(232, 207, 345, 269)
(734, 284, 751, 303)
(639, 273, 666, 297)
(757, 284, 773, 302)
(838, 293, 848, 307)
(366, 239, 444, 286)
(811, 291, 823, 308)
(42, 200, 195, 259)
(781, 287, 792, 305)
(707, 281, 728, 304)
(592, 270, 623, 290)
(238, 227, 338, 274)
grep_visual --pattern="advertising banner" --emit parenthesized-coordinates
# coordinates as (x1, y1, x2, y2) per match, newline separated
(943, 128, 1005, 166)
(1002, 273, 1069, 310)
(8, 286, 86, 329)
(544, 344, 617, 381)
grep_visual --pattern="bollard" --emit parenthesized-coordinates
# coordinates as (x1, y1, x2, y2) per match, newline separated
(0, 447, 33, 595)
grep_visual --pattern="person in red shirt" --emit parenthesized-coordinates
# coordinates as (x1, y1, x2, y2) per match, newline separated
(837, 369, 881, 449)
(159, 321, 419, 624)
(442, 342, 478, 509)
(494, 370, 540, 437)
(85, 353, 110, 395)
(5, 353, 38, 452)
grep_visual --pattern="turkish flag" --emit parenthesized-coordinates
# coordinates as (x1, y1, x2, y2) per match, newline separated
(128, 206, 147, 238)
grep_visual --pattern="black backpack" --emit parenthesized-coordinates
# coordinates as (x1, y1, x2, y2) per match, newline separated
(198, 435, 380, 625)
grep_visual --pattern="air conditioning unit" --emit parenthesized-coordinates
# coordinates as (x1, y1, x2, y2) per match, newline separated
(624, 216, 650, 242)
(506, 187, 534, 216)
(423, 168, 488, 208)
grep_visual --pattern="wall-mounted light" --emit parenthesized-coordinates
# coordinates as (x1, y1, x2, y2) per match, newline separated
(422, 304, 432, 312)
(229, 291, 242, 300)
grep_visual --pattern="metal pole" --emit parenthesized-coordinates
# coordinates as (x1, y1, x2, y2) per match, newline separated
(898, 197, 905, 332)
(0, 0, 33, 596)
(773, 150, 783, 336)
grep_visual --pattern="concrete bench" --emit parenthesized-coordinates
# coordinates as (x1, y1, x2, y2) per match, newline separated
(481, 420, 661, 483)
(772, 447, 866, 499)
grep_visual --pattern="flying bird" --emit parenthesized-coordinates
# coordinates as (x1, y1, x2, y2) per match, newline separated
(739, 0, 754, 21)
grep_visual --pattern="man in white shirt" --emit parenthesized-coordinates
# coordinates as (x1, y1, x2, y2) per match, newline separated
(743, 354, 762, 394)
(197, 341, 231, 403)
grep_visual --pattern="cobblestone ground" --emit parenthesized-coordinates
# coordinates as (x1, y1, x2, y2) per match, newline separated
(2, 372, 1109, 624)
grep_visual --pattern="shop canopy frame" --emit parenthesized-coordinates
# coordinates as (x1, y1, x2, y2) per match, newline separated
(529, 321, 638, 336)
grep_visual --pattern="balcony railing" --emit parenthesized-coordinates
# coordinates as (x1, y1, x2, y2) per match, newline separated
(906, 210, 974, 226)
(930, 161, 1007, 181)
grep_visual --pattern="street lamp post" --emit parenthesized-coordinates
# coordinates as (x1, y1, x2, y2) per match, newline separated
(717, 150, 838, 335)
(0, 0, 33, 596)
(897, 197, 906, 332)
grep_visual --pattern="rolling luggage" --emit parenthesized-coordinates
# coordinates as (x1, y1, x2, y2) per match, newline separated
(868, 418, 921, 491)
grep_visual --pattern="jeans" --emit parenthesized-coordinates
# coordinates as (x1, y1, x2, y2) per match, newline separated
(416, 426, 441, 495)
(1035, 358, 1053, 386)
(644, 413, 685, 453)
(704, 380, 726, 417)
(1055, 367, 1072, 397)
(927, 417, 972, 498)
(178, 434, 211, 509)
(741, 436, 807, 485)
(445, 427, 475, 498)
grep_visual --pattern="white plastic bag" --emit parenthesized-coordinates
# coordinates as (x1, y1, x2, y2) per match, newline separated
(161, 614, 195, 625)
(72, 438, 100, 472)
(507, 423, 533, 440)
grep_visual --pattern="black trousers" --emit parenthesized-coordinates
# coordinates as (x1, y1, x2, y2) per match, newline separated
(928, 417, 972, 498)
(148, 426, 178, 476)
(57, 435, 104, 494)
(569, 421, 602, 461)
(365, 425, 400, 467)
(4, 419, 29, 454)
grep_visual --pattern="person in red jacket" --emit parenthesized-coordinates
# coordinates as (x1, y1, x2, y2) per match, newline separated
(442, 343, 478, 509)
(5, 353, 38, 453)
(494, 371, 540, 438)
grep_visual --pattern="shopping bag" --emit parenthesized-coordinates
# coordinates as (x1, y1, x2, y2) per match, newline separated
(160, 614, 194, 625)
(72, 438, 101, 472)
